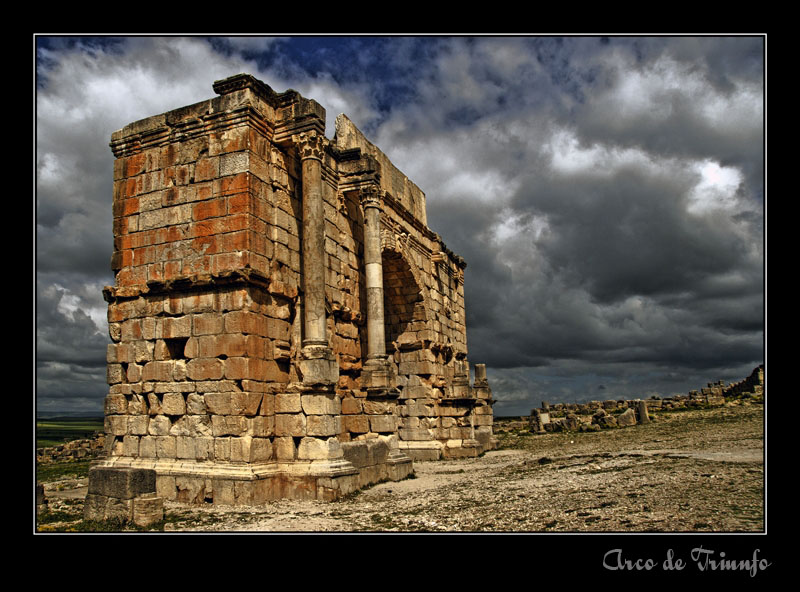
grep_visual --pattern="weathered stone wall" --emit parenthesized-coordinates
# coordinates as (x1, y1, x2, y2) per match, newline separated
(93, 74, 495, 505)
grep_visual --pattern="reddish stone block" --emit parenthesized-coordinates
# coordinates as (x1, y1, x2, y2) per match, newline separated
(220, 230, 250, 252)
(193, 313, 224, 336)
(164, 260, 182, 281)
(194, 157, 219, 183)
(125, 153, 146, 177)
(160, 144, 177, 168)
(110, 250, 133, 271)
(182, 255, 212, 276)
(217, 333, 248, 357)
(132, 246, 156, 267)
(117, 266, 147, 287)
(217, 172, 249, 196)
(224, 311, 267, 336)
(162, 316, 191, 339)
(243, 335, 266, 358)
(189, 235, 218, 256)
(212, 252, 246, 275)
(193, 198, 227, 221)
(147, 262, 164, 282)
(125, 177, 140, 198)
(227, 193, 252, 215)
(190, 215, 250, 240)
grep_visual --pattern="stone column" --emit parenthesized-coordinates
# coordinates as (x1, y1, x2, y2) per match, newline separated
(360, 185, 397, 395)
(636, 400, 650, 424)
(294, 131, 337, 386)
(362, 185, 386, 361)
(474, 363, 487, 385)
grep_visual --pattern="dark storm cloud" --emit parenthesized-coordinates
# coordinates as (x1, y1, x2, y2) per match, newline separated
(382, 38, 765, 409)
(515, 165, 757, 303)
(35, 35, 764, 415)
(37, 279, 108, 365)
(36, 279, 110, 412)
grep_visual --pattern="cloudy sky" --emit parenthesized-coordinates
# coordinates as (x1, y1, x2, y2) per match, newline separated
(35, 35, 765, 417)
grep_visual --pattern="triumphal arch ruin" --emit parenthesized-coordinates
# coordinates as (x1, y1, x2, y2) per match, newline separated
(95, 74, 495, 504)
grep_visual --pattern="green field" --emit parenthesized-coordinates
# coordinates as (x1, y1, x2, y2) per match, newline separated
(36, 417, 104, 448)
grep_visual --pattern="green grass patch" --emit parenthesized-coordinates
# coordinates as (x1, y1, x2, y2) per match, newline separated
(36, 459, 93, 483)
(37, 418, 104, 448)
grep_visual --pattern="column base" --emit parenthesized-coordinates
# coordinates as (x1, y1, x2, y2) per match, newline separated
(299, 345, 339, 386)
(362, 357, 399, 396)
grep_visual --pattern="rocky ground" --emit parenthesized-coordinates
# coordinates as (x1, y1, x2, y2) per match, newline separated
(37, 400, 764, 533)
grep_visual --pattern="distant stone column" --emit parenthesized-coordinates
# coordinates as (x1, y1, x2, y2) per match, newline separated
(474, 363, 487, 385)
(636, 400, 650, 424)
(294, 131, 337, 385)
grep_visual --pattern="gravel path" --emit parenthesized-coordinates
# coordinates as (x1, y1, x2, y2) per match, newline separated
(150, 402, 764, 533)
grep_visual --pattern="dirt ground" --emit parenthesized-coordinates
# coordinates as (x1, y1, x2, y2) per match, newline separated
(39, 401, 764, 533)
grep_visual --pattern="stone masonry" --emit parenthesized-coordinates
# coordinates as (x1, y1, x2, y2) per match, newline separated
(93, 74, 496, 505)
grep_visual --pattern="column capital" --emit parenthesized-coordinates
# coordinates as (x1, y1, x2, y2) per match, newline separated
(293, 131, 327, 161)
(359, 184, 382, 210)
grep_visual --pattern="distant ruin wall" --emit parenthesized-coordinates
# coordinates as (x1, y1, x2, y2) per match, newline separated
(525, 365, 764, 434)
(37, 435, 106, 463)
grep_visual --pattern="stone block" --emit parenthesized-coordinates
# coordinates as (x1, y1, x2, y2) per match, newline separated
(148, 415, 171, 436)
(129, 415, 149, 435)
(104, 393, 128, 415)
(344, 415, 370, 434)
(298, 355, 339, 386)
(187, 358, 225, 381)
(161, 392, 186, 415)
(212, 415, 249, 437)
(231, 391, 263, 415)
(230, 436, 252, 462)
(273, 436, 296, 461)
(205, 392, 232, 415)
(88, 467, 157, 499)
(214, 437, 231, 461)
(122, 435, 140, 456)
(176, 436, 195, 459)
(617, 408, 637, 427)
(133, 494, 164, 527)
(250, 415, 274, 437)
(370, 415, 397, 433)
(106, 415, 128, 436)
(341, 397, 361, 414)
(301, 393, 340, 415)
(250, 437, 273, 462)
(139, 436, 156, 458)
(186, 393, 206, 415)
(275, 413, 306, 437)
(307, 414, 340, 437)
(363, 400, 394, 415)
(275, 393, 302, 414)
(155, 435, 177, 458)
(297, 437, 342, 460)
